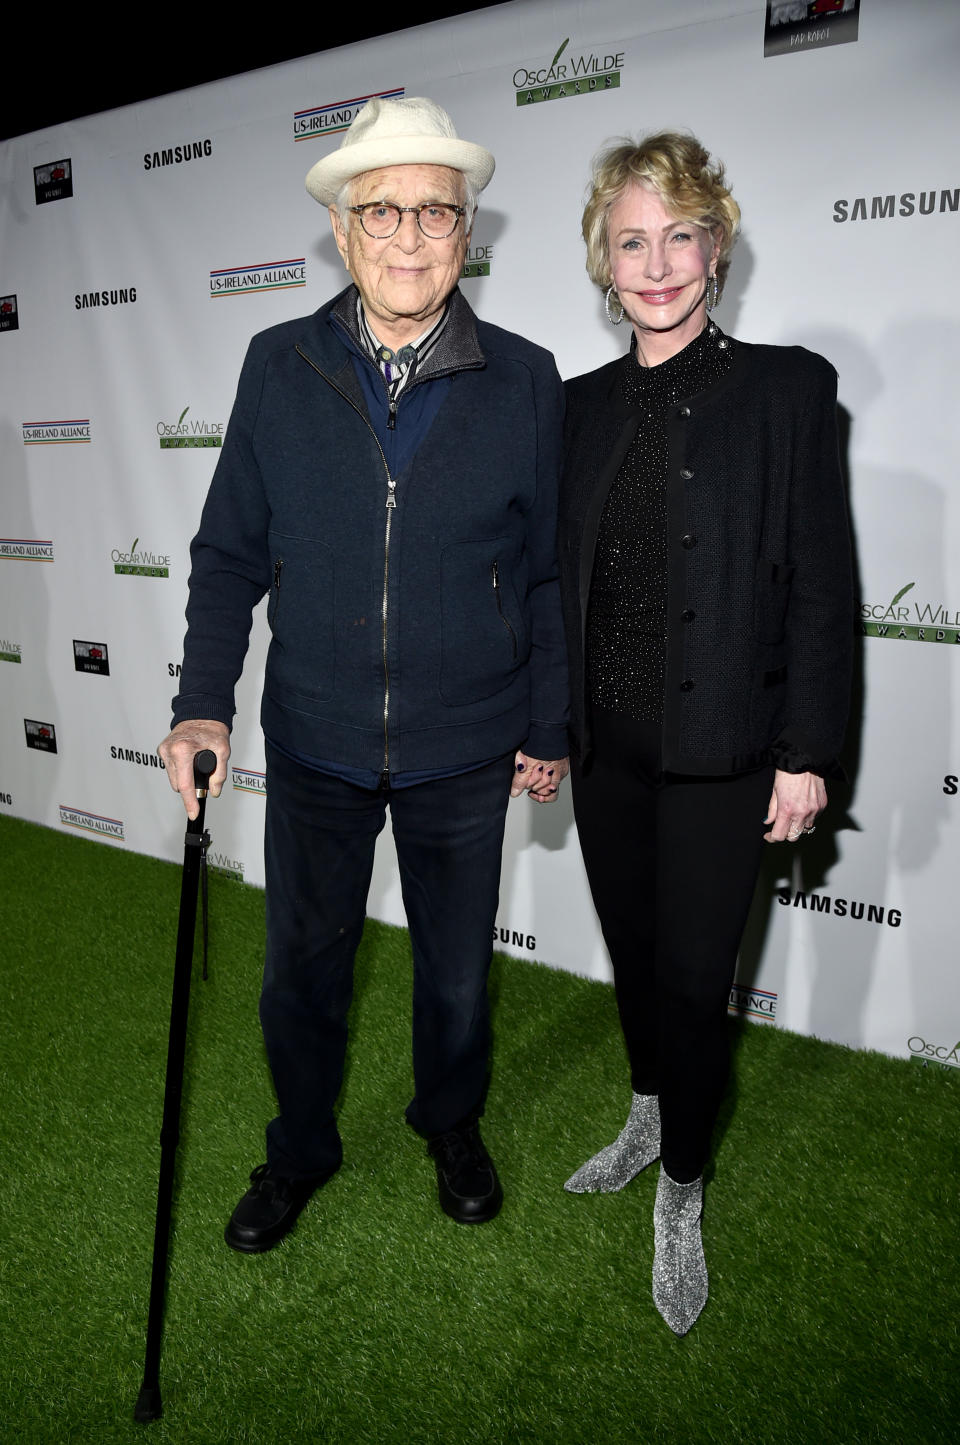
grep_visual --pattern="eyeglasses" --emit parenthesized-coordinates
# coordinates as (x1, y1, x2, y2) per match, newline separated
(348, 202, 465, 240)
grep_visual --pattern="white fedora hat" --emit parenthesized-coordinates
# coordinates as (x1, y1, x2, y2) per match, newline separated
(305, 96, 495, 206)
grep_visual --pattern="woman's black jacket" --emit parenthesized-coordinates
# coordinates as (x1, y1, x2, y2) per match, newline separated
(558, 339, 854, 775)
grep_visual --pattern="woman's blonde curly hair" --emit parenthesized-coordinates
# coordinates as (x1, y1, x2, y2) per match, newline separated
(582, 131, 741, 301)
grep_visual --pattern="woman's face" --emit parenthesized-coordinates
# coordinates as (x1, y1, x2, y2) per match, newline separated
(607, 182, 720, 362)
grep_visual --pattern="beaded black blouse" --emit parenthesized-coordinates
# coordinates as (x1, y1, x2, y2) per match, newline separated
(586, 321, 734, 723)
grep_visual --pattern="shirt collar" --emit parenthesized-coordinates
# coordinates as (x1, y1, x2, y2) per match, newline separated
(356, 295, 451, 399)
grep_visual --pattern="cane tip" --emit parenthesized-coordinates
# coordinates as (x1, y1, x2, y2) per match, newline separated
(134, 1384, 163, 1422)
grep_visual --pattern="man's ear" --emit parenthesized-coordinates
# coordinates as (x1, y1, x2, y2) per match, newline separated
(330, 206, 350, 270)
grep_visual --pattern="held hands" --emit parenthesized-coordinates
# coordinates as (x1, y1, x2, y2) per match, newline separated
(764, 768, 827, 843)
(157, 720, 231, 819)
(511, 751, 570, 804)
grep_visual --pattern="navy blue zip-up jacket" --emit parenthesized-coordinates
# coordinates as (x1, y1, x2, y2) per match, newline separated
(172, 286, 569, 775)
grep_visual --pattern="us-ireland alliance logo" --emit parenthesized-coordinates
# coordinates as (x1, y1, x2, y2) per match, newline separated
(59, 805, 124, 840)
(293, 87, 405, 142)
(209, 260, 306, 298)
(22, 418, 90, 445)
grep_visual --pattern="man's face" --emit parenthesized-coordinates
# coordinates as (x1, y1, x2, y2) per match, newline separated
(331, 164, 470, 346)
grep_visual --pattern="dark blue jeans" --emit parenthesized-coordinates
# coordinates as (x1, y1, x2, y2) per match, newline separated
(260, 743, 514, 1179)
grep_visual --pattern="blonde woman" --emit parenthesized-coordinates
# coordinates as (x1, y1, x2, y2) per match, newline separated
(558, 133, 853, 1333)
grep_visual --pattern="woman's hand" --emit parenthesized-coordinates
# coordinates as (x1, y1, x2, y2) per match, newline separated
(764, 769, 826, 843)
(511, 752, 570, 803)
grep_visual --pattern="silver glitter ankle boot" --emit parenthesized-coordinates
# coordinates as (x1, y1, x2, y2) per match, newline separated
(652, 1166, 708, 1336)
(563, 1093, 660, 1193)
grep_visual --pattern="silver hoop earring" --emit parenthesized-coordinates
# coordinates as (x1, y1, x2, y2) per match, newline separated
(605, 285, 624, 326)
(706, 275, 719, 312)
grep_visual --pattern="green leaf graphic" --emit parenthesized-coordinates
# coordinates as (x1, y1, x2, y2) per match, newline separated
(131, 538, 139, 555)
(550, 38, 570, 68)
(889, 582, 915, 608)
(178, 407, 189, 426)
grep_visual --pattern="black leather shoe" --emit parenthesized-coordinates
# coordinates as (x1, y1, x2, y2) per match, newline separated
(428, 1123, 503, 1224)
(224, 1163, 328, 1254)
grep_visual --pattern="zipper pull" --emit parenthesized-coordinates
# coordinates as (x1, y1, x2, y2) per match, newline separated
(386, 479, 397, 510)
(274, 559, 283, 589)
(387, 399, 397, 431)
(492, 561, 500, 590)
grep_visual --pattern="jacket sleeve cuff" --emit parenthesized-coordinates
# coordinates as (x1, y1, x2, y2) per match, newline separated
(170, 694, 235, 731)
(522, 723, 570, 761)
(768, 732, 845, 781)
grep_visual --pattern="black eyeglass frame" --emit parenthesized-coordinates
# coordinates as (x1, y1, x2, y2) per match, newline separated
(347, 203, 466, 239)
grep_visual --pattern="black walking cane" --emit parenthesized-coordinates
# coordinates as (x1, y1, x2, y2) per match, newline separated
(135, 748, 217, 1423)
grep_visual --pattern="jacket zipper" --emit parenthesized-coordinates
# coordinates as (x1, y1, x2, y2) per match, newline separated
(491, 561, 518, 660)
(296, 343, 396, 775)
(271, 557, 284, 624)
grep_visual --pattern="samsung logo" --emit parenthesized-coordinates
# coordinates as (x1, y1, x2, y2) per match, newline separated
(144, 139, 213, 170)
(75, 288, 137, 310)
(833, 188, 958, 223)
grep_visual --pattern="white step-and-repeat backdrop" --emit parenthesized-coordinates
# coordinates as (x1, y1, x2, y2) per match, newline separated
(2, 0, 958, 1070)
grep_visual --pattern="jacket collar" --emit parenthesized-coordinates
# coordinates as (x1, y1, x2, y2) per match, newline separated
(324, 283, 485, 383)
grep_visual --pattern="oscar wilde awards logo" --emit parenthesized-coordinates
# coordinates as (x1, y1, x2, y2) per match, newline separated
(112, 537, 170, 579)
(1, 295, 19, 332)
(157, 406, 224, 449)
(861, 582, 960, 645)
(1, 538, 54, 562)
(233, 765, 266, 796)
(209, 850, 245, 882)
(59, 805, 124, 841)
(1, 635, 22, 664)
(462, 245, 493, 280)
(209, 260, 306, 299)
(764, 0, 859, 57)
(512, 37, 624, 107)
(292, 87, 405, 142)
(74, 640, 109, 676)
(22, 419, 90, 445)
(25, 719, 57, 753)
(34, 158, 73, 204)
(908, 1035, 960, 1072)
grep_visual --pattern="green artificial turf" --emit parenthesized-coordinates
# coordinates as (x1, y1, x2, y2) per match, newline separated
(1, 814, 957, 1443)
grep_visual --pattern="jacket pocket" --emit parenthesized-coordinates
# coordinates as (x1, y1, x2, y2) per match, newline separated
(439, 537, 528, 705)
(265, 529, 335, 704)
(754, 559, 795, 644)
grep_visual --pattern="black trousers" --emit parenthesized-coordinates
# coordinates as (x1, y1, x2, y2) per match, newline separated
(571, 710, 773, 1183)
(260, 743, 513, 1180)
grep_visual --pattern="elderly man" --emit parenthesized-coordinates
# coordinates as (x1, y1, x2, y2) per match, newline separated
(158, 97, 568, 1252)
